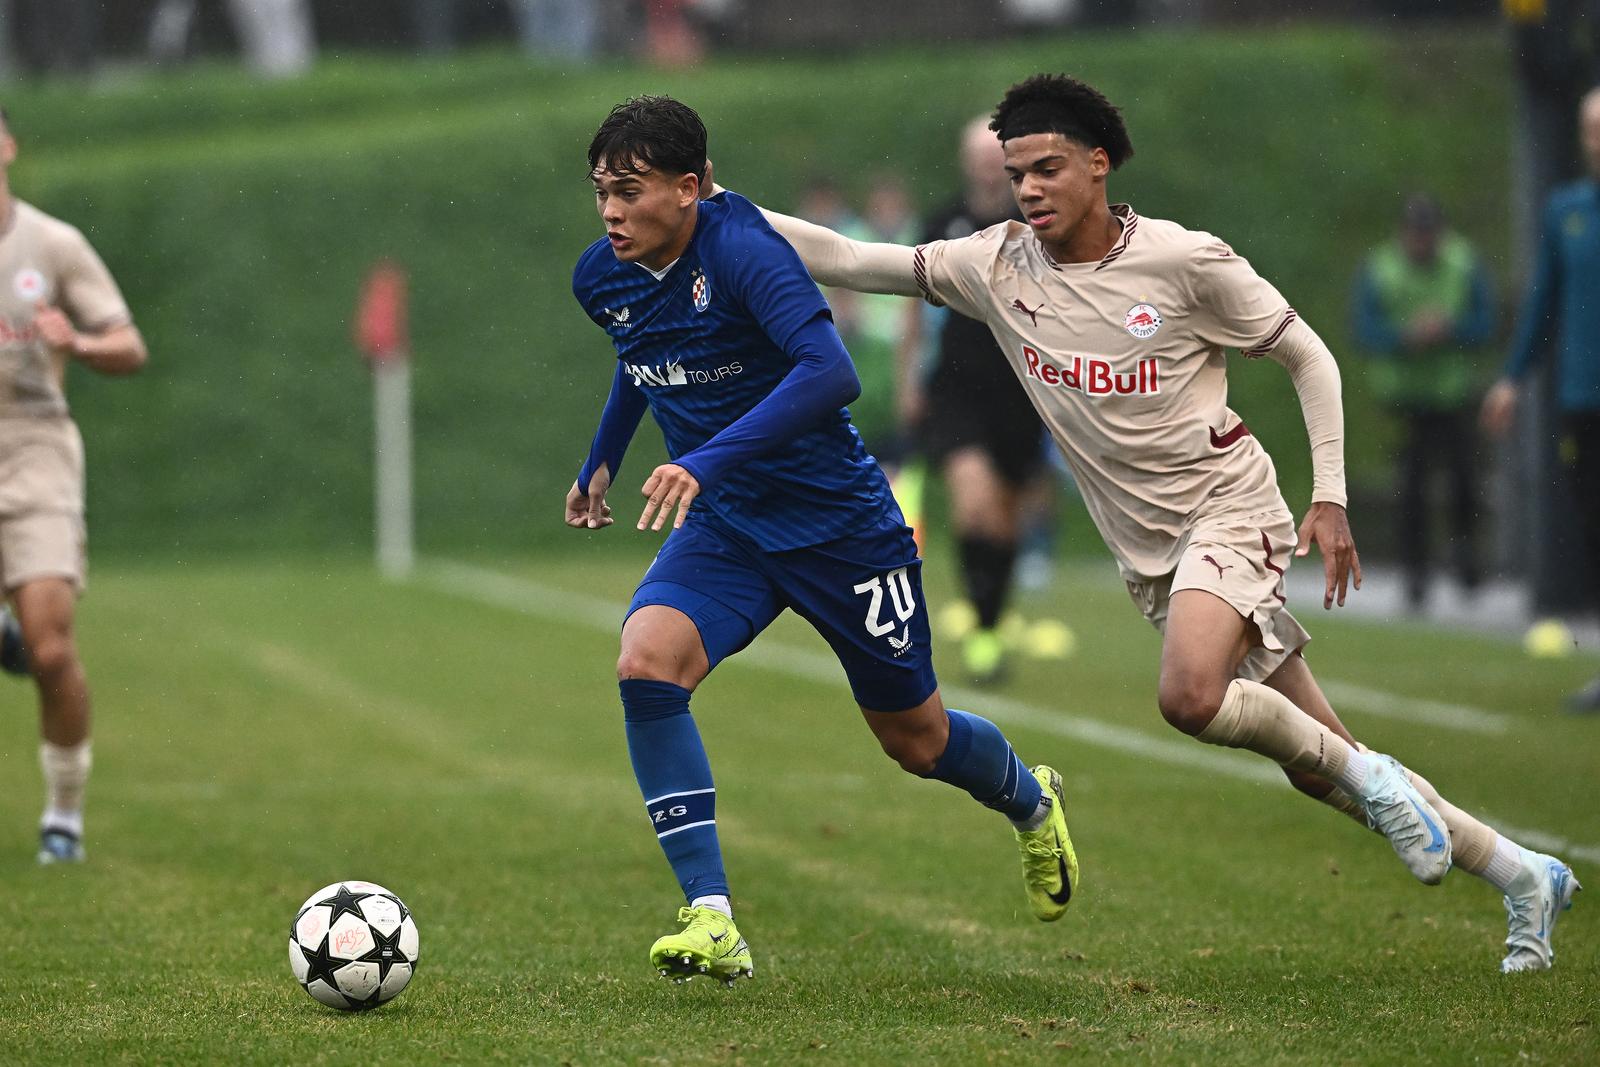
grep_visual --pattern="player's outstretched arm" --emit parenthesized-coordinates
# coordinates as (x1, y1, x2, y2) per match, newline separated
(754, 206, 922, 298)
(756, 207, 920, 297)
(1266, 317, 1362, 608)
(658, 313, 859, 535)
(705, 179, 918, 296)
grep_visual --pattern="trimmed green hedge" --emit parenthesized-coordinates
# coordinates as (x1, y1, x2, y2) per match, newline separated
(11, 26, 1510, 555)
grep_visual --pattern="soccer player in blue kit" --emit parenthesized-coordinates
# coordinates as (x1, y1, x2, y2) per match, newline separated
(566, 96, 1079, 985)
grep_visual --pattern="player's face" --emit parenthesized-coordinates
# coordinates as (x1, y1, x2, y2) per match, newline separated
(591, 161, 700, 267)
(1002, 133, 1109, 251)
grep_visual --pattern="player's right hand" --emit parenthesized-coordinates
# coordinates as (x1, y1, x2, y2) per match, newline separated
(33, 302, 79, 355)
(565, 466, 614, 530)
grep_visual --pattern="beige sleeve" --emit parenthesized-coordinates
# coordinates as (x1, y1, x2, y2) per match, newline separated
(1264, 317, 1346, 508)
(1186, 235, 1295, 357)
(754, 207, 921, 297)
(56, 226, 131, 331)
(909, 234, 998, 321)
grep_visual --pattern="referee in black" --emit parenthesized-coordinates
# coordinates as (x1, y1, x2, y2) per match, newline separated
(898, 117, 1050, 684)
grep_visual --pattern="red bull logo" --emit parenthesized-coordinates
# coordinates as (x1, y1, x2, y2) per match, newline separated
(1021, 345, 1159, 397)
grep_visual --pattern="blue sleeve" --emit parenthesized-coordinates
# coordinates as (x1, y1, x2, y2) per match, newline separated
(675, 314, 860, 488)
(1453, 258, 1496, 347)
(1505, 199, 1563, 381)
(1351, 261, 1401, 356)
(576, 361, 649, 490)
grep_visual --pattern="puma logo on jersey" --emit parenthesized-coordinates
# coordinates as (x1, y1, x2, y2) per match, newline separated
(1012, 298, 1042, 327)
(1021, 345, 1160, 397)
(604, 306, 631, 324)
(1201, 554, 1232, 580)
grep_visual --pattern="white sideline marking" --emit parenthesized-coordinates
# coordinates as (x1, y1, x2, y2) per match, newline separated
(416, 559, 1600, 867)
(1317, 680, 1510, 736)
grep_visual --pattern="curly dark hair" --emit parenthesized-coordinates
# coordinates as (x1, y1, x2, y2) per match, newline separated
(989, 74, 1134, 170)
(587, 95, 708, 183)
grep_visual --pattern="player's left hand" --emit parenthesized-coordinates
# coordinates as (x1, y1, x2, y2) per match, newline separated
(638, 464, 700, 532)
(33, 303, 80, 355)
(1295, 501, 1362, 609)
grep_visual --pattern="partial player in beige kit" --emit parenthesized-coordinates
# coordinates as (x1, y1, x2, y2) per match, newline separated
(725, 74, 1580, 972)
(0, 106, 146, 864)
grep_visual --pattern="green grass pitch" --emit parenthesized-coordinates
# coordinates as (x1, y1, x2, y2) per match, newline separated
(0, 550, 1595, 1064)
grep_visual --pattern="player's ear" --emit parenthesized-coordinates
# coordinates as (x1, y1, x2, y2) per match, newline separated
(677, 170, 701, 207)
(1088, 146, 1110, 180)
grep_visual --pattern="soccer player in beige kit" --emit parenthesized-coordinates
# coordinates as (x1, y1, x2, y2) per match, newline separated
(728, 74, 1580, 972)
(0, 107, 146, 863)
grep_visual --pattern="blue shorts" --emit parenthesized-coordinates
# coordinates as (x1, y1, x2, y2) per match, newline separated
(626, 512, 938, 712)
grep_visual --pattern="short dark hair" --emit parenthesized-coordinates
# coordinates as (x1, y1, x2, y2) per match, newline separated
(989, 74, 1134, 170)
(587, 95, 708, 183)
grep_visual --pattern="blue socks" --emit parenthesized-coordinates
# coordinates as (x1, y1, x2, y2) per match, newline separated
(620, 679, 729, 901)
(926, 709, 1043, 824)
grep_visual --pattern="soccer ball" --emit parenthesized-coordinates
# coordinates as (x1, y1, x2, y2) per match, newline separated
(289, 880, 419, 1010)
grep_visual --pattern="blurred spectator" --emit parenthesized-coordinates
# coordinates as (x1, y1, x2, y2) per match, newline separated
(1483, 85, 1600, 713)
(227, 0, 315, 77)
(797, 175, 863, 343)
(19, 0, 98, 74)
(510, 0, 598, 60)
(1352, 193, 1495, 612)
(838, 174, 919, 456)
(645, 0, 705, 67)
(411, 0, 458, 55)
(898, 117, 1047, 684)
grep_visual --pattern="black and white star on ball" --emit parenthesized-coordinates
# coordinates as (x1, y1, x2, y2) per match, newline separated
(298, 934, 346, 993)
(316, 883, 374, 926)
(362, 922, 410, 983)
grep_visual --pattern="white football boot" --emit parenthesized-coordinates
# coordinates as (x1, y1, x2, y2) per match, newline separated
(1354, 754, 1452, 885)
(1500, 849, 1581, 973)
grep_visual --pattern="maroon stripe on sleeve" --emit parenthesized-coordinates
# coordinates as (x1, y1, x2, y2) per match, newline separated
(1242, 307, 1298, 358)
(913, 244, 939, 305)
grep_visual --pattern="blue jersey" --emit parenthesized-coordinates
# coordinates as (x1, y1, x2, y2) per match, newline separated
(572, 192, 897, 549)
(1505, 179, 1600, 413)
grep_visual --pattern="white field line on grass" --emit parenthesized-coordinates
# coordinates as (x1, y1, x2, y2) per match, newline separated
(417, 559, 1600, 867)
(1317, 681, 1509, 736)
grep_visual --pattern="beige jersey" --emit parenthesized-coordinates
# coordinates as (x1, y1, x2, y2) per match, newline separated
(0, 199, 131, 419)
(915, 204, 1298, 582)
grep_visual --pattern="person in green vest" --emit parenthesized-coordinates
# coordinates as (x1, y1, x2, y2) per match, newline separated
(1353, 193, 1496, 612)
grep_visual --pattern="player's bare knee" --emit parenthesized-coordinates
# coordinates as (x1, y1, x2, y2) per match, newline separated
(616, 645, 683, 685)
(1157, 674, 1225, 736)
(27, 632, 77, 680)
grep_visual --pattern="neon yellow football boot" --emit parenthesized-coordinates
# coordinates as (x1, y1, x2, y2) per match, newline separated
(649, 906, 754, 986)
(1015, 764, 1079, 921)
(962, 628, 1006, 685)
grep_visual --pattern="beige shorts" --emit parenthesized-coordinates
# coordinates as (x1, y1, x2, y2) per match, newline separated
(0, 509, 86, 593)
(0, 418, 87, 594)
(1126, 511, 1310, 683)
